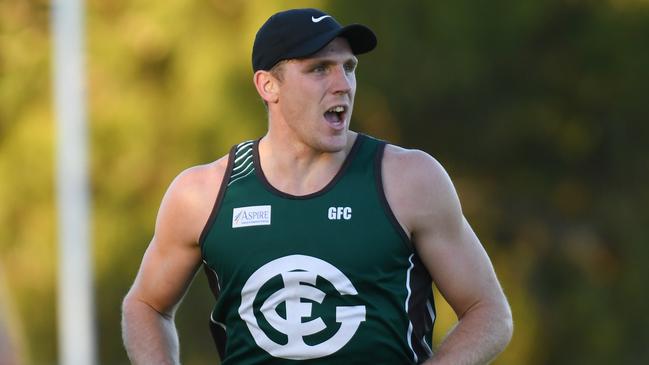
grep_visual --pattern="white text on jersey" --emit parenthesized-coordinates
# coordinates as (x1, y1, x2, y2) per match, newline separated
(328, 207, 352, 220)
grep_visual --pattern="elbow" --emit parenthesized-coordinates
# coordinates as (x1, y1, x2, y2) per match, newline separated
(121, 291, 174, 322)
(122, 290, 139, 314)
(121, 292, 138, 324)
(497, 300, 514, 351)
(121, 291, 150, 322)
(503, 310, 514, 345)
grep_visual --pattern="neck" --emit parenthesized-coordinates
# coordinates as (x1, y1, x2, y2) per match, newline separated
(258, 129, 357, 196)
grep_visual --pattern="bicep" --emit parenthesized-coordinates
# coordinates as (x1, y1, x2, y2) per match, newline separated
(125, 169, 213, 315)
(386, 148, 503, 318)
(416, 216, 503, 318)
(128, 234, 202, 316)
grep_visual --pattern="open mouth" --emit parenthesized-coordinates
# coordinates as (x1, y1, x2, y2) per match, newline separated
(324, 105, 347, 128)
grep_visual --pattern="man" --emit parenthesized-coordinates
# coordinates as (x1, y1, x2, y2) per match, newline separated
(122, 8, 512, 365)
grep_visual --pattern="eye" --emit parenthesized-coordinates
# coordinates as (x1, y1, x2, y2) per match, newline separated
(312, 64, 327, 73)
(344, 61, 357, 73)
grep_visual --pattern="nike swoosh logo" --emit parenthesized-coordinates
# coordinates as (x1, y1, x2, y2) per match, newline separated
(311, 15, 332, 23)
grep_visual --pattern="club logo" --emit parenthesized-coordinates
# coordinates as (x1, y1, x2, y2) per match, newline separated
(238, 255, 366, 359)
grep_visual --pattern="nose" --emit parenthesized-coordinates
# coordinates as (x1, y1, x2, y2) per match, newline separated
(330, 65, 353, 95)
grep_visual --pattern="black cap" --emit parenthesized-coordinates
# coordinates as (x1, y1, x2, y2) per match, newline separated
(252, 8, 377, 72)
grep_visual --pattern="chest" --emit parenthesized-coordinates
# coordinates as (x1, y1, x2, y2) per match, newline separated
(206, 187, 409, 282)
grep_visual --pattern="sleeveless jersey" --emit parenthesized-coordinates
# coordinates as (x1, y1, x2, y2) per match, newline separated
(199, 134, 435, 364)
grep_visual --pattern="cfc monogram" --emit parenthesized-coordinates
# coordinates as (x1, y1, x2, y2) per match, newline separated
(238, 255, 366, 360)
(328, 206, 352, 220)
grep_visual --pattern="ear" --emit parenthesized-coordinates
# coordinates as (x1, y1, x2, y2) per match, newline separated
(253, 70, 280, 104)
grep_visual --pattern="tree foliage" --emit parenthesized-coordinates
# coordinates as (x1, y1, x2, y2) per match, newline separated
(1, 0, 648, 364)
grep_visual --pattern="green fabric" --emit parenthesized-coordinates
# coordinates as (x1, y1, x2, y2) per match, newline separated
(201, 134, 433, 364)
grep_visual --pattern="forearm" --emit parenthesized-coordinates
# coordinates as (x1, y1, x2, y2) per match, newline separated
(122, 296, 180, 365)
(424, 301, 513, 365)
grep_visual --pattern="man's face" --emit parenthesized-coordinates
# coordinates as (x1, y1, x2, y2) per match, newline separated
(273, 37, 358, 153)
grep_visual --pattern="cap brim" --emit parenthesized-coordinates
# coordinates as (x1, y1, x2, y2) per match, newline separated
(338, 24, 377, 55)
(282, 24, 377, 61)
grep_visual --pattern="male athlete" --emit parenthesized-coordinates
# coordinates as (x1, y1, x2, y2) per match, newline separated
(122, 8, 513, 364)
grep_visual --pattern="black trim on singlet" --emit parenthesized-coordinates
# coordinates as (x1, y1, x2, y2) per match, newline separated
(253, 134, 365, 200)
(199, 145, 237, 251)
(205, 262, 227, 358)
(208, 318, 227, 359)
(202, 261, 221, 299)
(407, 254, 435, 362)
(375, 143, 435, 360)
(374, 143, 414, 251)
(198, 144, 245, 360)
(205, 260, 227, 358)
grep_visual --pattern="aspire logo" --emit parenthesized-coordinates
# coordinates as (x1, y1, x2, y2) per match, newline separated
(238, 255, 366, 359)
(232, 205, 271, 228)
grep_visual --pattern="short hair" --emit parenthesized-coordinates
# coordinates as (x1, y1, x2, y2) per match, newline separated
(261, 60, 289, 110)
(269, 59, 288, 82)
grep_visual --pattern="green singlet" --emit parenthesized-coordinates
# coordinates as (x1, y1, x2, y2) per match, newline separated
(200, 134, 435, 364)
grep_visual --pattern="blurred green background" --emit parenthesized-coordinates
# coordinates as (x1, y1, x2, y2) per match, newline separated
(2, 0, 648, 364)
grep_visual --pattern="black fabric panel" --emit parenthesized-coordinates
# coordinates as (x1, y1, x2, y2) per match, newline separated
(408, 253, 435, 362)
(199, 145, 236, 249)
(203, 262, 226, 358)
(209, 319, 227, 359)
(202, 262, 220, 300)
(374, 143, 413, 251)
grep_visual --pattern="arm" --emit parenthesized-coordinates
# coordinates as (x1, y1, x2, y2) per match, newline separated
(383, 146, 513, 365)
(121, 160, 226, 364)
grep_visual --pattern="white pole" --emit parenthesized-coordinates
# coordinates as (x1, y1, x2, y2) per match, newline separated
(51, 0, 97, 364)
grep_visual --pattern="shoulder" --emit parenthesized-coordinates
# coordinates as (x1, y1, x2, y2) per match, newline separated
(169, 155, 229, 200)
(382, 144, 449, 182)
(155, 154, 230, 244)
(382, 144, 458, 203)
(381, 144, 462, 237)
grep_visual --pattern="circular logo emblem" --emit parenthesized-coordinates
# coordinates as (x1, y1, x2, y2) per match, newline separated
(238, 255, 366, 360)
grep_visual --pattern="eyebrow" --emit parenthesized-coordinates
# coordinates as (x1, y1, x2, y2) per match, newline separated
(301, 56, 358, 68)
